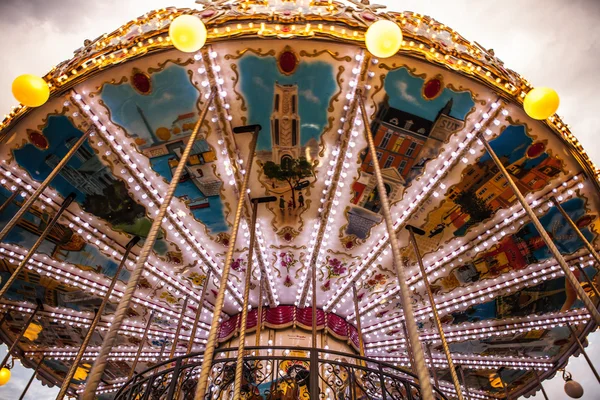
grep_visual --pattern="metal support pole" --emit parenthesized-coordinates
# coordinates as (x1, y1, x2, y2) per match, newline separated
(194, 124, 261, 400)
(255, 280, 263, 348)
(234, 200, 259, 400)
(566, 323, 600, 383)
(0, 300, 42, 369)
(82, 89, 216, 400)
(352, 285, 366, 364)
(425, 343, 439, 388)
(0, 193, 75, 300)
(56, 236, 139, 399)
(533, 369, 549, 400)
(19, 355, 45, 400)
(188, 271, 211, 354)
(408, 226, 463, 399)
(550, 196, 600, 299)
(357, 91, 434, 400)
(0, 190, 19, 215)
(128, 311, 154, 380)
(169, 296, 189, 359)
(310, 214, 319, 400)
(0, 129, 91, 243)
(458, 365, 470, 400)
(478, 133, 600, 325)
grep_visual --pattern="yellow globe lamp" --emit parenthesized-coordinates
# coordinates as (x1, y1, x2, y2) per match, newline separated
(365, 20, 403, 59)
(523, 87, 559, 120)
(11, 74, 50, 107)
(169, 15, 207, 53)
(0, 367, 10, 386)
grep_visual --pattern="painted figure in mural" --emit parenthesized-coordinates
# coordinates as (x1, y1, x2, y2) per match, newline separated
(298, 192, 304, 208)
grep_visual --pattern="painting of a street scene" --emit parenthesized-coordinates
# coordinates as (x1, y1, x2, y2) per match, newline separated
(11, 114, 171, 251)
(238, 51, 336, 230)
(101, 63, 228, 234)
(345, 67, 475, 239)
(431, 197, 596, 294)
(0, 186, 130, 312)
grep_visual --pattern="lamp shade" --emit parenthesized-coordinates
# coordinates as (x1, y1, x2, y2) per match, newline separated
(169, 15, 207, 53)
(365, 20, 403, 59)
(0, 368, 10, 386)
(11, 74, 50, 107)
(524, 87, 559, 120)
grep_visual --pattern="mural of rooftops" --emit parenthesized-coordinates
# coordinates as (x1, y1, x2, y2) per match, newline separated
(346, 66, 475, 239)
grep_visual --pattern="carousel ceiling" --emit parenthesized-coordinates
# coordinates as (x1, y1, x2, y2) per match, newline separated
(0, 0, 599, 399)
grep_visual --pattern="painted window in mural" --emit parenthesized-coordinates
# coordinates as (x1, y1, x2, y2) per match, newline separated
(101, 63, 228, 234)
(346, 67, 475, 239)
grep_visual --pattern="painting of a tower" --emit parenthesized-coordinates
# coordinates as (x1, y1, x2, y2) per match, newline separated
(271, 83, 301, 169)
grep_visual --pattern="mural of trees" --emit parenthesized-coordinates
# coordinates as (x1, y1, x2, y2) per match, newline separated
(263, 157, 312, 208)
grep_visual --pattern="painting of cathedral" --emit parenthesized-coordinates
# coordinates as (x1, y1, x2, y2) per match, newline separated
(237, 52, 337, 228)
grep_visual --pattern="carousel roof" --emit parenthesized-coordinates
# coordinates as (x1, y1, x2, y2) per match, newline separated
(0, 0, 599, 398)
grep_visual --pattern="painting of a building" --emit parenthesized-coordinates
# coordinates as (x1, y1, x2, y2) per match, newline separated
(271, 83, 301, 167)
(346, 97, 465, 239)
(45, 137, 115, 196)
(352, 98, 463, 213)
(444, 151, 562, 234)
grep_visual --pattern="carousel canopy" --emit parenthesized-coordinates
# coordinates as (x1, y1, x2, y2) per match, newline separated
(0, 0, 598, 399)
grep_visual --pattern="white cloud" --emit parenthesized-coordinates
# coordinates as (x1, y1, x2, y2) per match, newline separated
(301, 123, 320, 130)
(253, 76, 269, 91)
(299, 88, 320, 104)
(394, 80, 421, 106)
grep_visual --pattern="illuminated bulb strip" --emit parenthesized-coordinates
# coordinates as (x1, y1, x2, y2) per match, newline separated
(296, 51, 368, 306)
(371, 354, 553, 370)
(200, 48, 279, 306)
(71, 91, 244, 306)
(352, 173, 585, 320)
(365, 310, 589, 347)
(363, 252, 594, 335)
(0, 165, 202, 309)
(0, 245, 213, 327)
(2, 301, 210, 341)
(0, 301, 210, 343)
(326, 100, 505, 313)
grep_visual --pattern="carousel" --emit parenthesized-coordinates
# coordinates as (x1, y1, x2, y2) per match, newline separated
(0, 0, 599, 399)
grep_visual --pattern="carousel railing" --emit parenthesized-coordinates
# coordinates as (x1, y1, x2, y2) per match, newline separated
(114, 346, 448, 400)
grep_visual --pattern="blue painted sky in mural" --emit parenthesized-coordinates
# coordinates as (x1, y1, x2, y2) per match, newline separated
(101, 64, 228, 234)
(101, 64, 199, 143)
(384, 67, 474, 121)
(239, 55, 336, 151)
(13, 115, 90, 203)
(524, 197, 595, 259)
(481, 124, 548, 169)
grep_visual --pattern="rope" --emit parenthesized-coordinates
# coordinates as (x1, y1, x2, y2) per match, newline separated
(358, 92, 434, 400)
(82, 90, 215, 399)
(194, 127, 259, 400)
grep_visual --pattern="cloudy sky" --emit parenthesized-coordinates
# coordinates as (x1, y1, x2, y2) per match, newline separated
(0, 0, 599, 399)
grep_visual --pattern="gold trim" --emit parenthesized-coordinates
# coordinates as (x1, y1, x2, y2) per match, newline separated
(299, 49, 352, 63)
(224, 48, 276, 60)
